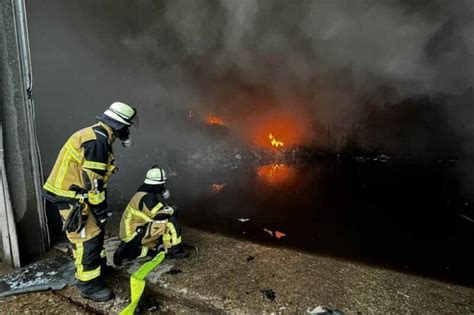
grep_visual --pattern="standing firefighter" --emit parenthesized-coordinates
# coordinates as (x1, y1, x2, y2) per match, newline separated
(43, 102, 137, 302)
(113, 166, 188, 267)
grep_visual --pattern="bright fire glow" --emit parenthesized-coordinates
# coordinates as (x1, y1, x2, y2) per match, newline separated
(207, 115, 225, 126)
(268, 133, 284, 147)
(257, 163, 296, 186)
(210, 183, 226, 193)
(251, 114, 307, 149)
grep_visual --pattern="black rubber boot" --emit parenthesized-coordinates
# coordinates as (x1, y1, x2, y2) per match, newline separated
(81, 287, 114, 302)
(166, 245, 189, 259)
(113, 247, 124, 267)
(114, 240, 142, 267)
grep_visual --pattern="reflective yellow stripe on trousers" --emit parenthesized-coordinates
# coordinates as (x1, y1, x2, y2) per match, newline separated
(137, 246, 148, 258)
(166, 222, 181, 246)
(74, 242, 101, 281)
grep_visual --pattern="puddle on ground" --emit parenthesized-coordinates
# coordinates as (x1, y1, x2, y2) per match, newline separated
(171, 158, 474, 285)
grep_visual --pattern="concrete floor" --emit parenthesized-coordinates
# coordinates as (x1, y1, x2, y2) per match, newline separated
(0, 291, 91, 314)
(0, 262, 90, 314)
(125, 227, 474, 314)
(1, 227, 474, 314)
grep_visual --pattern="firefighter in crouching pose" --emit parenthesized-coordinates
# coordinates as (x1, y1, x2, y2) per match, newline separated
(113, 166, 189, 267)
(43, 102, 137, 302)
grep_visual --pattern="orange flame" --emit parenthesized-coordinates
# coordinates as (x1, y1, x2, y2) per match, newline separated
(207, 115, 225, 126)
(257, 163, 295, 185)
(251, 115, 307, 149)
(268, 133, 284, 147)
(210, 183, 226, 193)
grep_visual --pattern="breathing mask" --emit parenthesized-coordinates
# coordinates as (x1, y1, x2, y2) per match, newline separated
(117, 127, 133, 148)
(154, 184, 170, 199)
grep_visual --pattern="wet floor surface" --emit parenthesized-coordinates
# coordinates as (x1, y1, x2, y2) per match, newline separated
(41, 138, 474, 287)
(46, 153, 474, 295)
(168, 156, 474, 286)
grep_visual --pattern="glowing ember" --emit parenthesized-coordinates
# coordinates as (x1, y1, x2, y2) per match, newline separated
(264, 228, 287, 239)
(210, 183, 226, 193)
(207, 115, 225, 126)
(275, 231, 286, 239)
(268, 133, 284, 147)
(257, 163, 295, 185)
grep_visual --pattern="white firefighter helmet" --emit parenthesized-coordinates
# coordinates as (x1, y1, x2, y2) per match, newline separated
(103, 102, 136, 126)
(144, 167, 167, 185)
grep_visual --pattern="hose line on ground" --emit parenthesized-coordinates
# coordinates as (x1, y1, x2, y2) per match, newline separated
(120, 251, 166, 315)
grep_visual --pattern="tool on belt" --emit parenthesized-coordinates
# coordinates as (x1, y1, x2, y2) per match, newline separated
(62, 200, 88, 234)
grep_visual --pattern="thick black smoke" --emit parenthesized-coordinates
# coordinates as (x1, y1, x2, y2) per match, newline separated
(27, 0, 474, 197)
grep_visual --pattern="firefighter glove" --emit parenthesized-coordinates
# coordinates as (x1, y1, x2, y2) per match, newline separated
(161, 206, 174, 216)
(62, 203, 87, 233)
(90, 202, 110, 223)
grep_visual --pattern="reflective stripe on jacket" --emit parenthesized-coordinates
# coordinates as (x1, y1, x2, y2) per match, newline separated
(120, 191, 165, 242)
(43, 122, 116, 205)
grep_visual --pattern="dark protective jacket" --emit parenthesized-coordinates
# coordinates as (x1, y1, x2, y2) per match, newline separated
(43, 122, 117, 209)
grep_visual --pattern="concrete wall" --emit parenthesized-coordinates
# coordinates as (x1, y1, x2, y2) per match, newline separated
(0, 0, 48, 265)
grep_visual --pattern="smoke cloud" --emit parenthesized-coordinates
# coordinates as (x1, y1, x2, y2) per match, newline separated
(53, 1, 473, 147)
(26, 0, 474, 197)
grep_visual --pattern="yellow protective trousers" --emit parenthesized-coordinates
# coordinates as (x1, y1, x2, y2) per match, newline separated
(134, 220, 182, 258)
(58, 202, 107, 294)
(162, 220, 182, 250)
(114, 218, 182, 266)
(140, 221, 167, 251)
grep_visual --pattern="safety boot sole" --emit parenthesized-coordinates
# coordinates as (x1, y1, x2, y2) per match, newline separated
(80, 290, 115, 302)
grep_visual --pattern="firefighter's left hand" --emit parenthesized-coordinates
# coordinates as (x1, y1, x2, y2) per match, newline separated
(162, 206, 174, 216)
